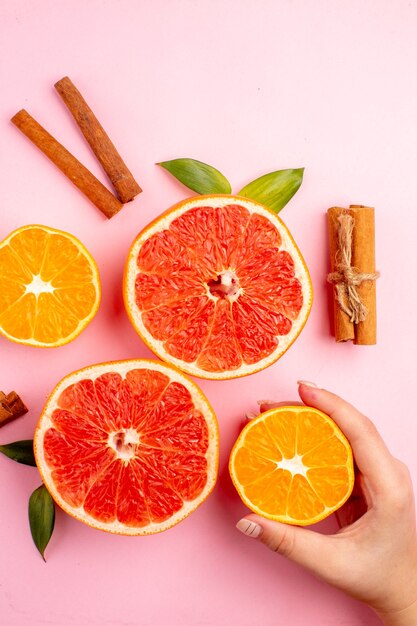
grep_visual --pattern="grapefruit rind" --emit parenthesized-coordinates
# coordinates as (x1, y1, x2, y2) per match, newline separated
(0, 224, 101, 348)
(34, 359, 219, 535)
(123, 195, 313, 380)
(229, 406, 354, 526)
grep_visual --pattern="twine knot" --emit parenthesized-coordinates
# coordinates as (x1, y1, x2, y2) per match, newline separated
(327, 213, 379, 324)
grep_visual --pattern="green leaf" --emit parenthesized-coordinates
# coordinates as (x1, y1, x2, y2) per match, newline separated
(238, 168, 304, 213)
(0, 440, 36, 466)
(28, 484, 55, 562)
(158, 158, 231, 194)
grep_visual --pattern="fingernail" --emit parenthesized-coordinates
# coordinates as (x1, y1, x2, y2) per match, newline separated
(256, 399, 278, 406)
(297, 380, 318, 388)
(245, 411, 258, 421)
(236, 518, 263, 538)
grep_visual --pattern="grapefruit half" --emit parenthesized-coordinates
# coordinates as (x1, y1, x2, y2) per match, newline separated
(34, 360, 219, 535)
(124, 195, 312, 379)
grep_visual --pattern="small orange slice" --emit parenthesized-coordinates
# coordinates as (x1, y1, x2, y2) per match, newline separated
(229, 406, 354, 525)
(0, 225, 101, 347)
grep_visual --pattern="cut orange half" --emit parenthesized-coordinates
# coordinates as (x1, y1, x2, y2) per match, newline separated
(34, 359, 219, 535)
(229, 406, 354, 525)
(0, 225, 100, 347)
(123, 195, 313, 380)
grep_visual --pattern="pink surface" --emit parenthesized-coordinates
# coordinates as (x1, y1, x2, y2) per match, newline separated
(0, 1, 416, 624)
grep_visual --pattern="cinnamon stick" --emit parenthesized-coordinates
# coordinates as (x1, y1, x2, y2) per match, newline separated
(0, 390, 28, 427)
(55, 77, 142, 203)
(0, 403, 13, 426)
(11, 110, 123, 219)
(327, 205, 378, 345)
(349, 205, 377, 345)
(328, 207, 355, 342)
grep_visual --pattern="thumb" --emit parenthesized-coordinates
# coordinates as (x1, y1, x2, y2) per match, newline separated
(236, 514, 342, 582)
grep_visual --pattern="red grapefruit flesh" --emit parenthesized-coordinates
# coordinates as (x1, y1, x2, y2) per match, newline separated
(124, 195, 312, 379)
(34, 360, 219, 535)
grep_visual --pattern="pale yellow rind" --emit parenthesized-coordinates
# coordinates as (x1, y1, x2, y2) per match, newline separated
(0, 224, 101, 347)
(123, 195, 313, 380)
(229, 406, 354, 526)
(34, 359, 219, 535)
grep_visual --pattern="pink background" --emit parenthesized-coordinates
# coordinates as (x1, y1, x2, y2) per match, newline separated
(1, 1, 416, 624)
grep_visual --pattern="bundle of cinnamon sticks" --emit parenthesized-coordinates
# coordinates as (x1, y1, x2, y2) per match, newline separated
(11, 77, 141, 218)
(327, 205, 379, 344)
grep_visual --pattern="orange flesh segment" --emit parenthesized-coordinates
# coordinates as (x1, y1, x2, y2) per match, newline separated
(245, 469, 292, 517)
(42, 369, 210, 526)
(262, 410, 298, 458)
(134, 204, 304, 372)
(0, 294, 37, 340)
(8, 227, 50, 275)
(286, 474, 325, 521)
(0, 227, 99, 345)
(0, 245, 32, 283)
(231, 407, 354, 524)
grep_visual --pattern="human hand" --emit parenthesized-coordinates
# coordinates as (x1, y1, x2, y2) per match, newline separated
(236, 383, 417, 625)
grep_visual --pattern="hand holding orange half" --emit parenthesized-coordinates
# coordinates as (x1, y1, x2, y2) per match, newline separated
(234, 383, 417, 626)
(230, 402, 354, 525)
